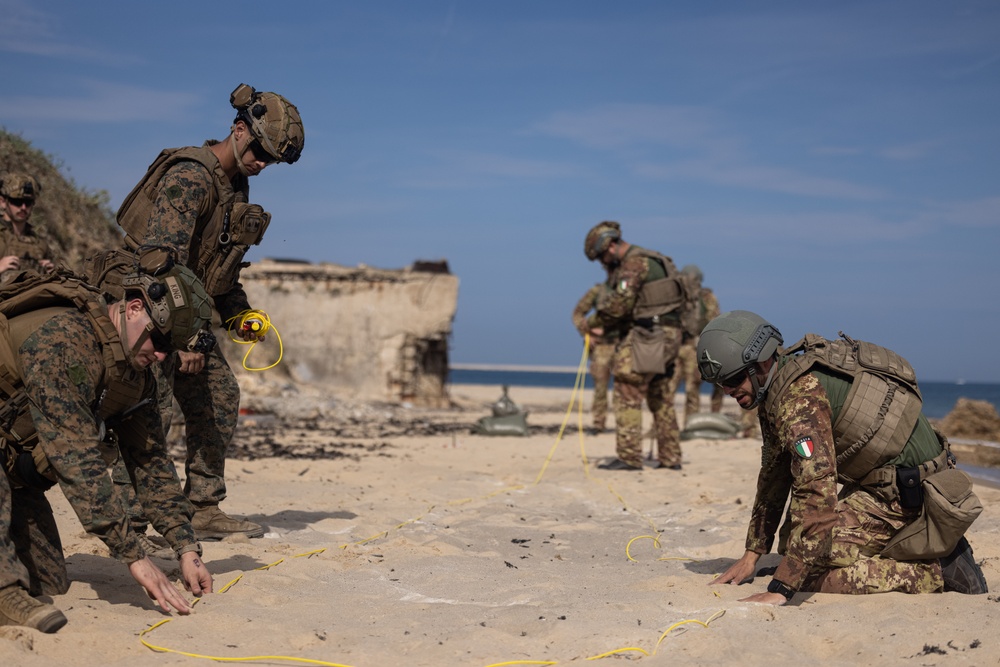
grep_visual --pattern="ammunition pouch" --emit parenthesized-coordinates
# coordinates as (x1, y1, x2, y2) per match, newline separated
(200, 203, 270, 296)
(895, 466, 923, 509)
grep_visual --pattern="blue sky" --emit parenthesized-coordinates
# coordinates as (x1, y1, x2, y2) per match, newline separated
(1, 1, 998, 382)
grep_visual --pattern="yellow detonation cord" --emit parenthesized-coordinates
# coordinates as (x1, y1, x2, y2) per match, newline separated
(224, 309, 284, 372)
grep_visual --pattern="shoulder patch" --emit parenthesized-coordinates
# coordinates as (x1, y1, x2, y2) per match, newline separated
(793, 437, 814, 459)
(66, 362, 89, 387)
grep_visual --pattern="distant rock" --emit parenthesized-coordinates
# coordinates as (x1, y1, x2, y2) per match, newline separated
(935, 398, 1000, 469)
(937, 398, 1000, 441)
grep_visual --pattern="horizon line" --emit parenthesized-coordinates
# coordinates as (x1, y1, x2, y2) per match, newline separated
(451, 363, 580, 373)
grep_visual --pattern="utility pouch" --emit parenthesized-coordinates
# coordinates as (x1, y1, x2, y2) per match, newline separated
(896, 466, 923, 509)
(882, 468, 983, 560)
(629, 325, 667, 374)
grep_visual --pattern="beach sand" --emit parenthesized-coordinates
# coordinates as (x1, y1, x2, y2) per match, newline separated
(4, 383, 999, 666)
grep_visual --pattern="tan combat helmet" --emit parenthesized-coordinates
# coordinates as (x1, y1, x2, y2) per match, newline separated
(584, 221, 621, 261)
(0, 172, 42, 201)
(120, 247, 215, 354)
(230, 83, 304, 164)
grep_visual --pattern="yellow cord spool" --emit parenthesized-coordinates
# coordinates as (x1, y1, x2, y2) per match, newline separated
(224, 309, 284, 371)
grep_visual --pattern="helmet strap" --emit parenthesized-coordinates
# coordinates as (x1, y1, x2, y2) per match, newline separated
(119, 302, 157, 369)
(745, 358, 778, 410)
(230, 126, 251, 177)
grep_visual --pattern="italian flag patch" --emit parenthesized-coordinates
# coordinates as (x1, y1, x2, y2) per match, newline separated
(793, 437, 814, 459)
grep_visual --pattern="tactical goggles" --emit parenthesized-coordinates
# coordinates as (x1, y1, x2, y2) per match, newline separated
(148, 328, 174, 354)
(718, 370, 748, 389)
(248, 139, 277, 165)
(6, 197, 34, 208)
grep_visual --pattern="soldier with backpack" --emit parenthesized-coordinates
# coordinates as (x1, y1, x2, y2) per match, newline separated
(0, 254, 215, 632)
(670, 264, 724, 425)
(699, 310, 987, 603)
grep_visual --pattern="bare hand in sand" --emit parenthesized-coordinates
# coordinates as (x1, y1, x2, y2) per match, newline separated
(710, 549, 760, 585)
(129, 556, 198, 614)
(179, 551, 213, 597)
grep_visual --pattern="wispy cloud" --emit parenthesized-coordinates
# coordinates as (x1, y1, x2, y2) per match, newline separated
(0, 79, 202, 123)
(0, 0, 133, 64)
(400, 149, 585, 189)
(531, 103, 884, 200)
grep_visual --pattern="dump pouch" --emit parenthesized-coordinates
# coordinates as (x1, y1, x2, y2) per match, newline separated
(629, 325, 668, 375)
(882, 468, 983, 560)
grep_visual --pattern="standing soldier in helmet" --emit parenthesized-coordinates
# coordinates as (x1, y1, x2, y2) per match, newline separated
(0, 256, 215, 632)
(581, 221, 694, 471)
(669, 264, 723, 425)
(86, 84, 304, 546)
(0, 172, 58, 282)
(698, 310, 987, 604)
(571, 276, 618, 433)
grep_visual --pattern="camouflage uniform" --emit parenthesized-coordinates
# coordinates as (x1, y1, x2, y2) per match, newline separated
(748, 371, 943, 594)
(109, 150, 248, 524)
(0, 220, 57, 282)
(0, 308, 198, 595)
(0, 172, 57, 282)
(587, 246, 683, 468)
(671, 287, 723, 423)
(572, 283, 617, 431)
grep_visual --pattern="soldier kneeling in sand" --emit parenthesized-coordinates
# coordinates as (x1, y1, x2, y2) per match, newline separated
(0, 252, 215, 632)
(699, 310, 987, 604)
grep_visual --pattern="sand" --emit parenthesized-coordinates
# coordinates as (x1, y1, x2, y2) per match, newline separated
(3, 383, 998, 667)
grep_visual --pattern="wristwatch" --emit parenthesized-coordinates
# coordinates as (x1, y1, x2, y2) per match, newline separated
(767, 578, 795, 600)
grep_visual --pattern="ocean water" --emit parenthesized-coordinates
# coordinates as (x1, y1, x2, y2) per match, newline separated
(448, 368, 1000, 421)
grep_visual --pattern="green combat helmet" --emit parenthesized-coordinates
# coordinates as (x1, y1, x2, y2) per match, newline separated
(230, 83, 305, 164)
(0, 172, 42, 201)
(680, 264, 703, 285)
(120, 247, 216, 354)
(697, 310, 783, 408)
(584, 221, 621, 261)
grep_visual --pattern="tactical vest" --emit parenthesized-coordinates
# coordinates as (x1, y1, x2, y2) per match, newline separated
(761, 332, 924, 484)
(108, 145, 261, 298)
(0, 271, 147, 490)
(0, 223, 52, 275)
(627, 246, 697, 334)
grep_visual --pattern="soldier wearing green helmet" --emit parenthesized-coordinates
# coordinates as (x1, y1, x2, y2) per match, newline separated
(581, 220, 696, 471)
(698, 310, 987, 604)
(85, 83, 304, 547)
(0, 259, 216, 632)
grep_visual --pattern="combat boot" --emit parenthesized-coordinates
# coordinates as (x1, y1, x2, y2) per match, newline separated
(0, 584, 67, 633)
(192, 504, 264, 540)
(137, 531, 176, 560)
(941, 537, 988, 594)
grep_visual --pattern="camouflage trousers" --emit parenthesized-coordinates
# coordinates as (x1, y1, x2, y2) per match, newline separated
(588, 342, 615, 430)
(612, 327, 682, 468)
(671, 338, 724, 424)
(113, 343, 240, 528)
(0, 469, 67, 595)
(795, 488, 944, 594)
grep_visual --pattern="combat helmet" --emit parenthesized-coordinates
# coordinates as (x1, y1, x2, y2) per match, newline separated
(680, 264, 703, 285)
(230, 83, 304, 164)
(584, 221, 621, 261)
(0, 172, 41, 201)
(697, 310, 782, 408)
(120, 247, 215, 355)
